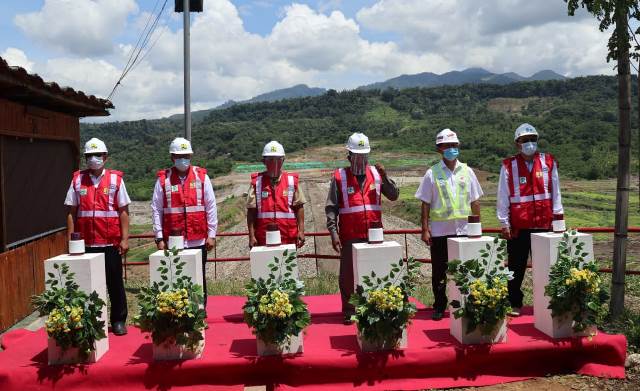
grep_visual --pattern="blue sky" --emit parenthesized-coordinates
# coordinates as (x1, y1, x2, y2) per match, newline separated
(0, 1, 614, 121)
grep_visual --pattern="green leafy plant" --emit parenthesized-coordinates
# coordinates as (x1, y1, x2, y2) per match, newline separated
(545, 230, 609, 334)
(448, 237, 513, 335)
(32, 262, 106, 359)
(134, 248, 206, 352)
(243, 249, 310, 347)
(349, 258, 420, 348)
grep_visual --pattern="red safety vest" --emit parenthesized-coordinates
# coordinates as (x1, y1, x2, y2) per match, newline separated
(157, 166, 208, 240)
(72, 169, 123, 246)
(335, 166, 382, 242)
(503, 152, 555, 230)
(251, 171, 299, 245)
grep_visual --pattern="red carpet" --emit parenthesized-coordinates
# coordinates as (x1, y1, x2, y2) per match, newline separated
(0, 295, 626, 391)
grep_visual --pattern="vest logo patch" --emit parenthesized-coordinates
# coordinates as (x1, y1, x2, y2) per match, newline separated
(103, 187, 109, 195)
(171, 185, 179, 192)
(79, 188, 87, 196)
(519, 177, 527, 184)
(261, 191, 269, 198)
(347, 186, 355, 194)
(282, 190, 289, 197)
(190, 181, 196, 189)
(536, 171, 543, 178)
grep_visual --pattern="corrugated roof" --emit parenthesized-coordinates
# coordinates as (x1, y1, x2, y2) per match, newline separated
(0, 56, 114, 117)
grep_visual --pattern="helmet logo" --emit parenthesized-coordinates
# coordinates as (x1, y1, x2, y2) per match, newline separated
(358, 140, 365, 146)
(180, 143, 188, 150)
(90, 143, 97, 149)
(271, 145, 277, 152)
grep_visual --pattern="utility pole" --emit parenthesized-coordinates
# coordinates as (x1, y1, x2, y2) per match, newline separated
(611, 4, 632, 318)
(175, 1, 203, 141)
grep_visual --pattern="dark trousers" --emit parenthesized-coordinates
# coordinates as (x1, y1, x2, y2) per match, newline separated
(185, 245, 208, 307)
(506, 229, 545, 308)
(430, 235, 458, 312)
(86, 246, 127, 325)
(339, 238, 367, 315)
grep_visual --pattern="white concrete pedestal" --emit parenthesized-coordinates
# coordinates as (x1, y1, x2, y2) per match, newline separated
(352, 241, 403, 286)
(257, 332, 303, 356)
(249, 244, 298, 280)
(149, 249, 205, 360)
(44, 253, 109, 365)
(531, 232, 596, 338)
(357, 328, 408, 352)
(447, 236, 507, 344)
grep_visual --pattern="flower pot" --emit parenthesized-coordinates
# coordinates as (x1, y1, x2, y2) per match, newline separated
(357, 327, 408, 352)
(256, 332, 303, 356)
(550, 312, 598, 339)
(47, 337, 104, 365)
(454, 317, 507, 345)
(153, 337, 205, 361)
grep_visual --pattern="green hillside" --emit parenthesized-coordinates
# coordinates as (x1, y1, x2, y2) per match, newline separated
(81, 76, 639, 200)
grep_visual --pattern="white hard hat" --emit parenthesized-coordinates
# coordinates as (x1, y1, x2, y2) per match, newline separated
(345, 132, 371, 154)
(169, 137, 193, 154)
(514, 123, 538, 141)
(84, 138, 108, 154)
(435, 128, 459, 145)
(262, 141, 285, 157)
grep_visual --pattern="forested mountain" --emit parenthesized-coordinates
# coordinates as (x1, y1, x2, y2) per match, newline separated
(82, 75, 638, 200)
(358, 68, 566, 90)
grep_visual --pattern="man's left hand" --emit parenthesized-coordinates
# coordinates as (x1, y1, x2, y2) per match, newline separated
(119, 239, 129, 256)
(206, 237, 216, 251)
(296, 232, 305, 248)
(375, 163, 387, 178)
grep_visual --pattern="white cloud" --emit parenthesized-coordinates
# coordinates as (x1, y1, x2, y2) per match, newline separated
(14, 0, 138, 56)
(357, 0, 613, 76)
(1, 47, 34, 72)
(11, 0, 616, 122)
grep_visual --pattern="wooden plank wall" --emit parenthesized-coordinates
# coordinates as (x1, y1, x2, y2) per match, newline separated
(0, 98, 79, 146)
(0, 231, 67, 331)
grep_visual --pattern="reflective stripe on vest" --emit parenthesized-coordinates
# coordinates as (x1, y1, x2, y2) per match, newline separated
(430, 163, 471, 222)
(256, 173, 296, 219)
(163, 167, 204, 215)
(338, 166, 381, 214)
(509, 154, 551, 204)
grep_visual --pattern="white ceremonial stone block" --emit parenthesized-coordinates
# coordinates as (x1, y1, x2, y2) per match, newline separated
(149, 249, 204, 289)
(149, 249, 205, 360)
(44, 253, 109, 365)
(447, 236, 507, 344)
(249, 244, 298, 280)
(257, 332, 303, 356)
(352, 241, 404, 286)
(531, 232, 596, 338)
(357, 328, 408, 352)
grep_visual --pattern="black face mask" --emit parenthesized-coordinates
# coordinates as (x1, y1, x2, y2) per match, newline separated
(350, 153, 368, 175)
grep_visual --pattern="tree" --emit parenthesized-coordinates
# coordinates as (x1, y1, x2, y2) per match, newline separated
(566, 0, 637, 317)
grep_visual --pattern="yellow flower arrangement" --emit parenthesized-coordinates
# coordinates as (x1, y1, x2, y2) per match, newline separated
(367, 285, 404, 312)
(469, 277, 508, 309)
(45, 305, 84, 334)
(565, 268, 601, 293)
(258, 289, 293, 319)
(156, 288, 191, 318)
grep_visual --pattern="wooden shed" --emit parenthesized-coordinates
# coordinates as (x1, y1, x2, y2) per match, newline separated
(0, 56, 113, 331)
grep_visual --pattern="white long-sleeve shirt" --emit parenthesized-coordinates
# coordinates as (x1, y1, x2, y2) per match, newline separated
(151, 171, 218, 248)
(496, 158, 563, 228)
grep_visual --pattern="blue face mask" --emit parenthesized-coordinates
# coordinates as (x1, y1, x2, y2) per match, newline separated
(521, 141, 537, 156)
(443, 147, 459, 161)
(174, 158, 190, 172)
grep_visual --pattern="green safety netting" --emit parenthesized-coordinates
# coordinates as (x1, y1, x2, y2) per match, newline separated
(233, 158, 437, 173)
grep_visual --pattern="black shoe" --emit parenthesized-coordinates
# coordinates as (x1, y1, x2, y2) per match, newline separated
(431, 311, 445, 321)
(112, 322, 128, 336)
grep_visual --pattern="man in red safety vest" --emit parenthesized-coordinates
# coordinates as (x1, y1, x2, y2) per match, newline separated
(64, 137, 130, 336)
(247, 141, 306, 248)
(151, 137, 218, 307)
(325, 132, 399, 323)
(497, 123, 564, 316)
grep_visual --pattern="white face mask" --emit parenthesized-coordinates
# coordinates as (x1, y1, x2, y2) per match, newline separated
(521, 141, 538, 156)
(87, 156, 104, 170)
(174, 158, 190, 172)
